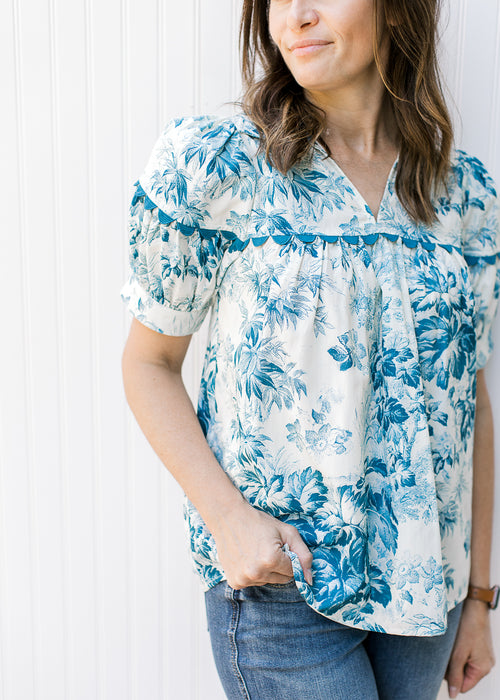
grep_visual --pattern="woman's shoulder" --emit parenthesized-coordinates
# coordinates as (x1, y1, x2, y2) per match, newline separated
(135, 113, 262, 242)
(447, 148, 499, 258)
(140, 112, 261, 194)
(163, 111, 260, 139)
(448, 147, 497, 201)
(142, 112, 260, 183)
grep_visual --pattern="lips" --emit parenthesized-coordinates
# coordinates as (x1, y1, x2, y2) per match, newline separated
(289, 39, 332, 52)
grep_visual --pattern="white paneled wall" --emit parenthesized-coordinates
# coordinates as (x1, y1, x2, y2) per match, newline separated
(1, 1, 499, 698)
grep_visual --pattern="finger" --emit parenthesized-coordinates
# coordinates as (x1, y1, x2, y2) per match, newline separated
(446, 651, 467, 699)
(281, 527, 314, 585)
(272, 547, 295, 578)
(461, 661, 491, 694)
(229, 544, 294, 588)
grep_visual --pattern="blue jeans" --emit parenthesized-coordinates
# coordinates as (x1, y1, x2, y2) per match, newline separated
(205, 580, 463, 700)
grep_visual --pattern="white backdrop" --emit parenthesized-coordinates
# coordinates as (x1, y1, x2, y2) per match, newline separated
(1, 1, 500, 699)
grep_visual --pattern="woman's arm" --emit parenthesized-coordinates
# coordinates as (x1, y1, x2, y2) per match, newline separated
(445, 367, 496, 697)
(122, 318, 313, 588)
(469, 369, 495, 590)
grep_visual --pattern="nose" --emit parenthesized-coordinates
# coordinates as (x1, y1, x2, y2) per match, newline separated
(287, 0, 319, 31)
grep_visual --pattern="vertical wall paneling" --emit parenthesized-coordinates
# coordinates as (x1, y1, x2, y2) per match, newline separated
(48, 0, 72, 697)
(490, 3, 500, 175)
(198, 0, 235, 115)
(193, 0, 201, 115)
(84, 0, 104, 697)
(2, 1, 30, 699)
(436, 0, 462, 134)
(54, 0, 95, 696)
(1, 1, 499, 699)
(119, 0, 136, 694)
(459, 1, 497, 159)
(454, 0, 467, 136)
(13, 0, 46, 698)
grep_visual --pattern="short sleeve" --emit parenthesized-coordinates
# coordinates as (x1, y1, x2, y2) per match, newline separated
(120, 115, 257, 336)
(121, 193, 228, 335)
(461, 156, 500, 369)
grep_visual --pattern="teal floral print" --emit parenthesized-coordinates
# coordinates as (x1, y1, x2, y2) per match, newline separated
(121, 114, 500, 636)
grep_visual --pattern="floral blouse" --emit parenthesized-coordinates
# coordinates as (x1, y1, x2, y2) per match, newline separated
(121, 114, 500, 636)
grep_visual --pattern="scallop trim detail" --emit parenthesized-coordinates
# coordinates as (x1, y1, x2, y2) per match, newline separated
(132, 182, 499, 261)
(464, 252, 500, 265)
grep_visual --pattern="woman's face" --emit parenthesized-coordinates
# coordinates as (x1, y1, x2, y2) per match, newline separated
(268, 0, 384, 97)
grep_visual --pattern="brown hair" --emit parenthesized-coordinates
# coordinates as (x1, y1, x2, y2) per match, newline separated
(239, 0, 453, 225)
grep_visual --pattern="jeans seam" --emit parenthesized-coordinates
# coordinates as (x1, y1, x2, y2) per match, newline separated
(227, 585, 251, 700)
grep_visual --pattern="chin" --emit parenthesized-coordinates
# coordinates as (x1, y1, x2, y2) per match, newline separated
(289, 71, 331, 91)
(294, 77, 342, 94)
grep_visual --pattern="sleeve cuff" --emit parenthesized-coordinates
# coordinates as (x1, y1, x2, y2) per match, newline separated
(120, 275, 209, 336)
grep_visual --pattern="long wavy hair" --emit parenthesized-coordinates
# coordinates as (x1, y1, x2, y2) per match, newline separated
(239, 0, 453, 225)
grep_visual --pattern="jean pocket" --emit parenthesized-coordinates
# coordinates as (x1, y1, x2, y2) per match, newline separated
(244, 578, 304, 603)
(261, 578, 296, 589)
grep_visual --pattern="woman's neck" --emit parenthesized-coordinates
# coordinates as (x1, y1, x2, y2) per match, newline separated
(306, 84, 399, 160)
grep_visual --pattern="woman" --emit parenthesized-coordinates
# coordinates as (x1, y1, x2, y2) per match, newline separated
(121, 0, 499, 697)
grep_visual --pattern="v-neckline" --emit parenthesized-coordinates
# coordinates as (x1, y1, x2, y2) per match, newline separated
(314, 143, 399, 224)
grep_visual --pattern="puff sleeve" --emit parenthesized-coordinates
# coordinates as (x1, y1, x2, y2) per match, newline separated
(121, 115, 256, 336)
(461, 156, 500, 369)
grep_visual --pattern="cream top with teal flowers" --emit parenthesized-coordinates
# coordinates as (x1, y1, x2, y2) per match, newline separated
(121, 113, 500, 636)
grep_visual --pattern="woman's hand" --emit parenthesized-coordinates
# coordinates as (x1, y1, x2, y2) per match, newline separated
(210, 499, 314, 589)
(445, 600, 495, 697)
(122, 319, 313, 590)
